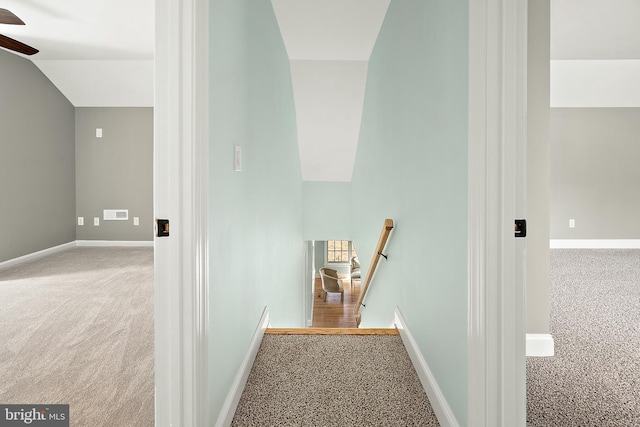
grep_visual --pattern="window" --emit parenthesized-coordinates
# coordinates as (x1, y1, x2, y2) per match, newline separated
(326, 240, 357, 264)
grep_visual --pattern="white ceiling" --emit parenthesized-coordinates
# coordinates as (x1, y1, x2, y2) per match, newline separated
(0, 0, 154, 106)
(551, 0, 640, 60)
(551, 0, 640, 107)
(272, 0, 390, 61)
(6, 1, 637, 169)
(272, 0, 390, 182)
(551, 60, 640, 107)
(290, 60, 369, 181)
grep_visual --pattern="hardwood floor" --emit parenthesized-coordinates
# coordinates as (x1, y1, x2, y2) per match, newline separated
(311, 275, 361, 328)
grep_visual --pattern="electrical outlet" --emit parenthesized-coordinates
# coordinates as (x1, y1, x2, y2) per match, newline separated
(94, 217, 100, 226)
(133, 217, 140, 226)
(569, 219, 575, 228)
(78, 217, 84, 226)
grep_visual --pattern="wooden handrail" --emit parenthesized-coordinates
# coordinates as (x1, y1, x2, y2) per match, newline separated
(355, 219, 394, 327)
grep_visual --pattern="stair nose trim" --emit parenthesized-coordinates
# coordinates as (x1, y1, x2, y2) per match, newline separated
(265, 328, 399, 335)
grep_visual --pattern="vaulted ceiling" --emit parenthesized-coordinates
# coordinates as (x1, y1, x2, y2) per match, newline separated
(0, 0, 153, 106)
(551, 0, 640, 107)
(272, 0, 390, 182)
(2, 0, 639, 170)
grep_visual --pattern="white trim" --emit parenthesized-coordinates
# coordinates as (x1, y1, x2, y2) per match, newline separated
(468, 0, 527, 426)
(0, 240, 154, 270)
(216, 307, 270, 427)
(526, 334, 555, 357)
(154, 0, 209, 425)
(0, 241, 76, 270)
(394, 308, 459, 427)
(76, 240, 154, 247)
(303, 242, 313, 328)
(550, 239, 640, 249)
(191, 0, 210, 424)
(550, 59, 640, 108)
(324, 240, 355, 266)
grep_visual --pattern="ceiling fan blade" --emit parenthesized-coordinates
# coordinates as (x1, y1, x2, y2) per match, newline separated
(0, 34, 38, 55)
(0, 8, 25, 25)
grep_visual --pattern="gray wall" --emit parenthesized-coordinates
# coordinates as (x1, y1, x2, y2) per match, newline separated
(314, 240, 325, 271)
(527, 0, 551, 334)
(75, 108, 153, 241)
(0, 50, 75, 263)
(550, 108, 640, 238)
(351, 0, 468, 423)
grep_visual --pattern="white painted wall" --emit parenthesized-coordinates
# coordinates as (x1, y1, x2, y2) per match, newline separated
(551, 60, 640, 107)
(527, 0, 551, 335)
(291, 60, 368, 181)
(33, 60, 154, 107)
(551, 0, 640, 60)
(272, 0, 390, 182)
(271, 0, 390, 61)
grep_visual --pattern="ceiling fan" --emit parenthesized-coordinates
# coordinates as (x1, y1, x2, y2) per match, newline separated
(0, 8, 38, 55)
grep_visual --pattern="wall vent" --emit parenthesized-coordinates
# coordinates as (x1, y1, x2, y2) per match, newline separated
(103, 209, 129, 221)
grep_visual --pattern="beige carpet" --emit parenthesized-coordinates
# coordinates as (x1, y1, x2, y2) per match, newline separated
(232, 334, 440, 426)
(0, 247, 154, 427)
(527, 249, 640, 426)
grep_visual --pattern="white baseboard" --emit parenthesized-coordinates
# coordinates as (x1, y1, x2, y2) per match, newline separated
(0, 241, 76, 270)
(526, 333, 554, 357)
(550, 239, 640, 249)
(1, 240, 153, 270)
(216, 307, 269, 427)
(76, 240, 154, 247)
(393, 307, 460, 427)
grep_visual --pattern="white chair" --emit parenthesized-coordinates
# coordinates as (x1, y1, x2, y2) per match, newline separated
(350, 256, 361, 287)
(319, 267, 344, 302)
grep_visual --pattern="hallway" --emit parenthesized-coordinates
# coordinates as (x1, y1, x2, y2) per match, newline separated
(231, 331, 439, 425)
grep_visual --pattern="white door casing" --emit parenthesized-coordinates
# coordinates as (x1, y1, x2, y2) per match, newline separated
(154, 0, 527, 424)
(154, 0, 209, 426)
(468, 0, 527, 426)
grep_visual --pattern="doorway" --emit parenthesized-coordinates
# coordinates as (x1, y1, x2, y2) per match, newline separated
(307, 240, 361, 328)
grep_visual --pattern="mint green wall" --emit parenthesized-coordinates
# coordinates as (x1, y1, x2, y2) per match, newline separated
(351, 1, 468, 424)
(302, 181, 352, 240)
(209, 0, 303, 422)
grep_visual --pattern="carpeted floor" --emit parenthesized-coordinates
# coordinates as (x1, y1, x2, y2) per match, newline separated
(527, 249, 640, 426)
(232, 334, 440, 426)
(0, 247, 154, 427)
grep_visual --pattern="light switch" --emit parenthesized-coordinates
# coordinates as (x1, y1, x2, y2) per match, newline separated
(133, 217, 140, 226)
(78, 217, 84, 226)
(234, 145, 242, 172)
(94, 217, 100, 226)
(569, 219, 575, 228)
(96, 128, 103, 138)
